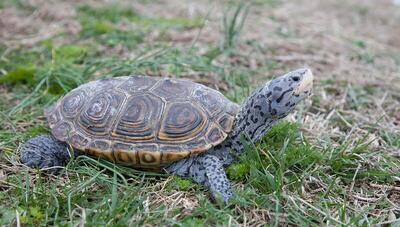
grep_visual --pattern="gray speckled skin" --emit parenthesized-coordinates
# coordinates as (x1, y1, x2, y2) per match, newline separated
(20, 68, 313, 202)
(20, 134, 71, 173)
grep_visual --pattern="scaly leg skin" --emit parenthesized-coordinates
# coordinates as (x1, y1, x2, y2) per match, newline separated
(166, 154, 233, 202)
(20, 134, 70, 173)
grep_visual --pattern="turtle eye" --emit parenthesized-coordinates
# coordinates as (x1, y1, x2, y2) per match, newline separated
(292, 76, 300, 82)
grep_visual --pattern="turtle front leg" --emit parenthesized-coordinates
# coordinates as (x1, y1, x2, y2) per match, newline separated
(166, 154, 233, 202)
(201, 155, 233, 202)
(20, 134, 71, 173)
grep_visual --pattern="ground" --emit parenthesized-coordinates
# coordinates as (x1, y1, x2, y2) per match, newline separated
(0, 0, 399, 226)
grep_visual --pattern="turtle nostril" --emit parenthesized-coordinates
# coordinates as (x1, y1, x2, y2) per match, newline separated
(292, 76, 300, 82)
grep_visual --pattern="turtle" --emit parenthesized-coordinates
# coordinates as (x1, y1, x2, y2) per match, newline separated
(20, 68, 313, 202)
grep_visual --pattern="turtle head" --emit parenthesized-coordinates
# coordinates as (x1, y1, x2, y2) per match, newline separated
(226, 68, 313, 158)
(264, 68, 313, 119)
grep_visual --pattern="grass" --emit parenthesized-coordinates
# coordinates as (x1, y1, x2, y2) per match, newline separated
(1, 0, 400, 226)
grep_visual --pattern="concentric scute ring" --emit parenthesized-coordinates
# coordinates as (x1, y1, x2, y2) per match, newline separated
(117, 75, 158, 93)
(113, 94, 163, 141)
(152, 78, 190, 100)
(192, 87, 225, 117)
(158, 102, 207, 142)
(78, 91, 125, 137)
(61, 90, 87, 118)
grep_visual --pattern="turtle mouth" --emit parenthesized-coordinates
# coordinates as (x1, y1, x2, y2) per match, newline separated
(293, 68, 313, 96)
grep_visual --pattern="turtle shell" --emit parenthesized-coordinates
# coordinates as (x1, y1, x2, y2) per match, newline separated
(45, 76, 239, 169)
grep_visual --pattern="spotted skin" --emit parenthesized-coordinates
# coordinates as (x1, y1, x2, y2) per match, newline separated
(20, 68, 313, 202)
(166, 68, 313, 201)
(20, 134, 71, 173)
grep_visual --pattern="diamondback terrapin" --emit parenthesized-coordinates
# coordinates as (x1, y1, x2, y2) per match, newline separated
(20, 68, 313, 202)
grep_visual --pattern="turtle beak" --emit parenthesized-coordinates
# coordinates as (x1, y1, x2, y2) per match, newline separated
(293, 68, 313, 96)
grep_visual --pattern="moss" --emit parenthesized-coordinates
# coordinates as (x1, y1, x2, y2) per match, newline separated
(226, 163, 250, 181)
(260, 121, 300, 150)
(19, 207, 45, 225)
(29, 206, 45, 221)
(259, 121, 323, 169)
(224, 121, 324, 194)
(0, 66, 35, 84)
(166, 176, 195, 191)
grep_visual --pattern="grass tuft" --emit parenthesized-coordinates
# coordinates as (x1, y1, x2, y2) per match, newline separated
(221, 2, 250, 52)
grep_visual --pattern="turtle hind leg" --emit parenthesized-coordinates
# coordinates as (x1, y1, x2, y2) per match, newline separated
(20, 134, 70, 173)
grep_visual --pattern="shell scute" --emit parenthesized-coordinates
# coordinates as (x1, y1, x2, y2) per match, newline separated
(192, 87, 225, 117)
(117, 75, 157, 93)
(206, 126, 224, 144)
(112, 93, 164, 141)
(161, 151, 190, 164)
(61, 90, 87, 118)
(113, 142, 138, 165)
(86, 140, 114, 161)
(140, 153, 159, 165)
(45, 106, 62, 128)
(218, 114, 236, 133)
(152, 78, 190, 100)
(77, 91, 125, 137)
(52, 122, 72, 141)
(69, 133, 89, 150)
(158, 102, 207, 142)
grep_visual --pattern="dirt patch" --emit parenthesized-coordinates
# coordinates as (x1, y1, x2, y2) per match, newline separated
(0, 2, 79, 47)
